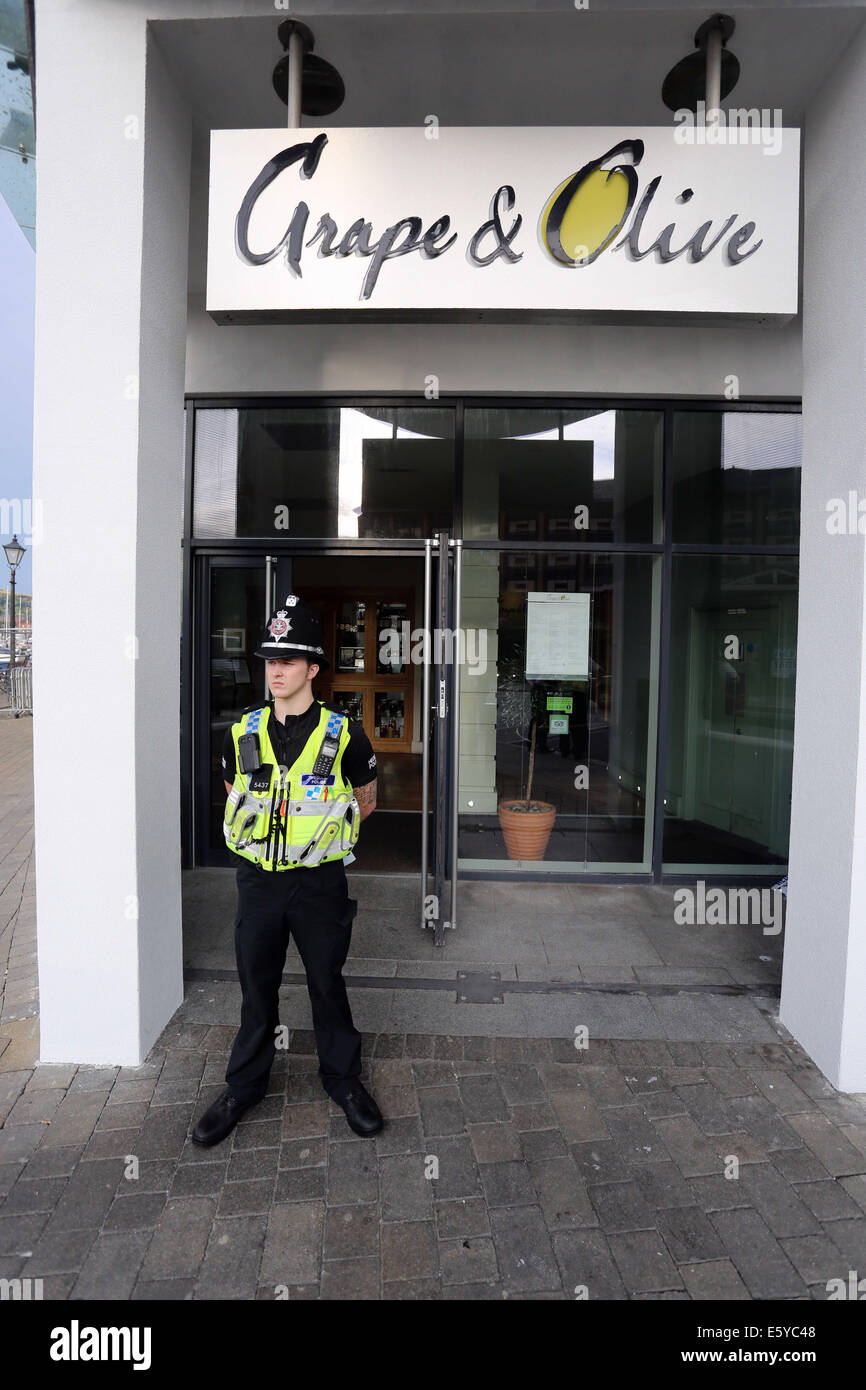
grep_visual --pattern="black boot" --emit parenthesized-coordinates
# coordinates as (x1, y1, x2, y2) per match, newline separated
(191, 1090, 260, 1147)
(335, 1081, 384, 1137)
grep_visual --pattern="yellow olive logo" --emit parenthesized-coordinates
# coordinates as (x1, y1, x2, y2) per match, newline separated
(542, 138, 644, 267)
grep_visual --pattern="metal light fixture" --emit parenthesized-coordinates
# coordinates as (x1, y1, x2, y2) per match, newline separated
(3, 535, 25, 569)
(272, 19, 345, 122)
(3, 534, 26, 673)
(661, 13, 740, 114)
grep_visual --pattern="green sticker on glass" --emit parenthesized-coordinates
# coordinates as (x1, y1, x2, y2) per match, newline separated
(546, 696, 573, 713)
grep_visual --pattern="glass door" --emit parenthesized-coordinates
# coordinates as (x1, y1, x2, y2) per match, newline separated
(195, 555, 273, 864)
(195, 549, 458, 881)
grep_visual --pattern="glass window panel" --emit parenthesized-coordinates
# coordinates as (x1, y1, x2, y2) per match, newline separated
(193, 409, 239, 537)
(672, 411, 802, 544)
(663, 555, 798, 866)
(193, 406, 454, 539)
(464, 408, 662, 543)
(457, 550, 658, 869)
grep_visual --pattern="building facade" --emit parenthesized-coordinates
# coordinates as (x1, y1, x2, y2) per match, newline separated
(30, 1, 866, 1089)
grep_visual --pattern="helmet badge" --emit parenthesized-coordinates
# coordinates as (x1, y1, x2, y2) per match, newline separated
(268, 610, 292, 640)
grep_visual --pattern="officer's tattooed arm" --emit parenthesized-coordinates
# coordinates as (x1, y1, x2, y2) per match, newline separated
(355, 778, 377, 821)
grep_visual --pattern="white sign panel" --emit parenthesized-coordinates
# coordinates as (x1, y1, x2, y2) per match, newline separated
(526, 593, 591, 681)
(206, 126, 800, 322)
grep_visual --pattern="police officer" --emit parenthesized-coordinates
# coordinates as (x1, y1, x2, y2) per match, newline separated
(192, 594, 383, 1147)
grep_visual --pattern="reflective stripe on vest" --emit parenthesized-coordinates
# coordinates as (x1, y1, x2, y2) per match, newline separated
(223, 701, 360, 871)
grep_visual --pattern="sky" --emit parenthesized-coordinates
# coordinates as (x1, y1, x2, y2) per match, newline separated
(0, 187, 35, 599)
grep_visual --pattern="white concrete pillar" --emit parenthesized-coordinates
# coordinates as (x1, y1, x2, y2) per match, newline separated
(32, 5, 191, 1062)
(780, 18, 866, 1091)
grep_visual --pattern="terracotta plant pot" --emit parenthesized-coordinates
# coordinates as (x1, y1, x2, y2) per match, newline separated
(497, 799, 557, 860)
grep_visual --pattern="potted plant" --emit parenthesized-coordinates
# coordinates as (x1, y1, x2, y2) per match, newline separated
(497, 704, 557, 860)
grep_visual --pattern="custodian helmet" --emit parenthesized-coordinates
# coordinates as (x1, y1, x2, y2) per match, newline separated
(253, 594, 330, 671)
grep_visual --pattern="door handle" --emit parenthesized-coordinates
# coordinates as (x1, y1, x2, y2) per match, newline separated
(420, 537, 433, 931)
(448, 538, 463, 936)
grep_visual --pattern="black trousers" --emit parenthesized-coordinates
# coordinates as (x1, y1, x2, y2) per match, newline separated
(225, 855, 361, 1104)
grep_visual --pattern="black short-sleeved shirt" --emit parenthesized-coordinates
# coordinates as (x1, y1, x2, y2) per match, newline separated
(221, 698, 378, 790)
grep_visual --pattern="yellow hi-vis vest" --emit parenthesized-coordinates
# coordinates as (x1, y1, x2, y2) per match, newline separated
(223, 700, 360, 871)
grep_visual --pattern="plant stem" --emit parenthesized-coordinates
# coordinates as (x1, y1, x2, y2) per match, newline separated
(525, 715, 536, 809)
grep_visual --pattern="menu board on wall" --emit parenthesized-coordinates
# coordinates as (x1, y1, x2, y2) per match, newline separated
(525, 592, 590, 681)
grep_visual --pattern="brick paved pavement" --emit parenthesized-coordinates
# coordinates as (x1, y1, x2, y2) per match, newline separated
(4, 711, 866, 1300)
(2, 1022, 866, 1300)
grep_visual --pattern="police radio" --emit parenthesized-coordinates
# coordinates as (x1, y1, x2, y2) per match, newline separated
(311, 710, 345, 779)
(311, 733, 340, 779)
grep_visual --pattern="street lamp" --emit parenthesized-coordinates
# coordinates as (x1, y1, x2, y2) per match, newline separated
(3, 534, 26, 672)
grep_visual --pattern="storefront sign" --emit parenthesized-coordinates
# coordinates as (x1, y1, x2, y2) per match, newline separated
(207, 127, 799, 321)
